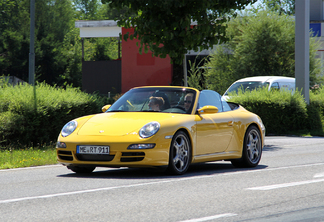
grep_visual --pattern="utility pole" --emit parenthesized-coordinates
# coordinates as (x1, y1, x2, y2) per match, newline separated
(29, 0, 36, 109)
(295, 0, 310, 104)
(29, 0, 35, 86)
(183, 55, 187, 87)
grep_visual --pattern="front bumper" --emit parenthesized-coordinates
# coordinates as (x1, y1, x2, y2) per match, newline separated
(56, 137, 171, 168)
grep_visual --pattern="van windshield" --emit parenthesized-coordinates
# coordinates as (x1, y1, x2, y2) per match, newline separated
(224, 81, 269, 95)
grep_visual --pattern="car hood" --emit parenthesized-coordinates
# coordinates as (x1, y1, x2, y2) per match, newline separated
(77, 112, 180, 136)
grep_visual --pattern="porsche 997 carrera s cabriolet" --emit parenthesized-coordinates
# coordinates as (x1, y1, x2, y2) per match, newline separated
(56, 86, 265, 175)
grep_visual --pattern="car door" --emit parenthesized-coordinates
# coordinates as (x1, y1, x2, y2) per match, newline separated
(195, 90, 234, 155)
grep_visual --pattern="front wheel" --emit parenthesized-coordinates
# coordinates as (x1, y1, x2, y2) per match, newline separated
(167, 131, 191, 175)
(67, 165, 96, 174)
(231, 125, 262, 168)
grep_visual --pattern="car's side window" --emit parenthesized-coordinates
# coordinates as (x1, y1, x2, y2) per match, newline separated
(198, 90, 224, 112)
(198, 90, 232, 112)
(271, 82, 279, 90)
(221, 97, 232, 112)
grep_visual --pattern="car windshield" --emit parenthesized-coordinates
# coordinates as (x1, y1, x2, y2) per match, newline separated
(224, 81, 269, 95)
(107, 87, 197, 114)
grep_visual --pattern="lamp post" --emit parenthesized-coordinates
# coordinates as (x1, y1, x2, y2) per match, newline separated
(29, 0, 36, 109)
(29, 0, 35, 86)
(295, 0, 310, 104)
(183, 55, 187, 87)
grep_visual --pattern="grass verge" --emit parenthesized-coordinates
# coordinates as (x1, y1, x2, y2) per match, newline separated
(0, 146, 57, 169)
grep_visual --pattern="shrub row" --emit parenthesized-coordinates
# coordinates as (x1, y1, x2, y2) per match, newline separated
(2, 83, 324, 148)
(0, 83, 111, 148)
(228, 88, 324, 135)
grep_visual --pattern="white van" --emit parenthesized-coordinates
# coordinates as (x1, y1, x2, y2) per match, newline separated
(223, 76, 295, 100)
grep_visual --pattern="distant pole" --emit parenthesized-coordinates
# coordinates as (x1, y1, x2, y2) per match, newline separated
(183, 55, 187, 87)
(29, 0, 35, 86)
(29, 0, 36, 110)
(295, 0, 310, 104)
(118, 37, 121, 59)
(81, 38, 84, 61)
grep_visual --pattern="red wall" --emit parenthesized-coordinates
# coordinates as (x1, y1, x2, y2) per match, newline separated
(121, 28, 172, 92)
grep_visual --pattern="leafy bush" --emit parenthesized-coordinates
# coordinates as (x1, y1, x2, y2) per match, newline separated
(309, 88, 324, 132)
(228, 88, 309, 135)
(0, 83, 106, 148)
(187, 56, 208, 90)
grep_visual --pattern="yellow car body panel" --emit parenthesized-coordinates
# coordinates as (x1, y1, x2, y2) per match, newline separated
(57, 112, 196, 167)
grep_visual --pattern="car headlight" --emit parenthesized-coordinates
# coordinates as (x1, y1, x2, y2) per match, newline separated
(61, 120, 78, 137)
(139, 121, 160, 138)
(128, 144, 156, 149)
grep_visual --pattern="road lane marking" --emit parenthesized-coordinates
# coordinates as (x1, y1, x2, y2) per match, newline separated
(178, 213, 237, 222)
(314, 172, 324, 178)
(0, 165, 62, 172)
(1, 162, 324, 204)
(247, 178, 324, 191)
(0, 180, 177, 204)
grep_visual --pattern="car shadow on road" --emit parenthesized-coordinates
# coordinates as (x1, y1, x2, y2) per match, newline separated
(57, 162, 268, 180)
(263, 145, 283, 152)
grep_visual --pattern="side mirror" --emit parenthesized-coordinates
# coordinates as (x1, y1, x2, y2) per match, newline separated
(198, 105, 219, 114)
(102, 105, 111, 113)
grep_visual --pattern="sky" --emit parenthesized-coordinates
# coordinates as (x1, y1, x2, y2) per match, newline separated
(247, 0, 263, 9)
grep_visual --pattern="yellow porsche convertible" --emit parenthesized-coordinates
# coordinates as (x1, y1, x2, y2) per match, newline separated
(56, 86, 265, 175)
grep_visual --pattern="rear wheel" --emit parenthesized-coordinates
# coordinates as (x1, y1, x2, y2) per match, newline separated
(231, 125, 262, 168)
(67, 165, 96, 174)
(167, 131, 191, 175)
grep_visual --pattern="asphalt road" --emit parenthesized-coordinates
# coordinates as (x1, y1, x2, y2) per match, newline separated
(1, 136, 324, 222)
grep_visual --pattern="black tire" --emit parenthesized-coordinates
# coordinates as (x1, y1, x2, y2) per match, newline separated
(167, 131, 191, 175)
(67, 165, 96, 174)
(231, 125, 262, 168)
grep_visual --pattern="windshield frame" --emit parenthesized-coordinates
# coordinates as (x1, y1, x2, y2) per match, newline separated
(107, 87, 198, 114)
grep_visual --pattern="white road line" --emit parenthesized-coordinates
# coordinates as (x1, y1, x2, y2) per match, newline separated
(247, 178, 324, 191)
(0, 165, 61, 172)
(178, 213, 237, 222)
(314, 172, 324, 178)
(1, 162, 324, 204)
(0, 180, 175, 204)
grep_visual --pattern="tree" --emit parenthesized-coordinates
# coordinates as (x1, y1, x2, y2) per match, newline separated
(102, 0, 256, 84)
(98, 3, 135, 20)
(0, 0, 30, 80)
(204, 10, 323, 94)
(0, 0, 18, 33)
(262, 0, 295, 15)
(0, 0, 77, 84)
(35, 0, 76, 84)
(0, 0, 119, 87)
(73, 0, 101, 20)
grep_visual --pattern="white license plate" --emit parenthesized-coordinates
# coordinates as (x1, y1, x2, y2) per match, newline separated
(77, 146, 110, 154)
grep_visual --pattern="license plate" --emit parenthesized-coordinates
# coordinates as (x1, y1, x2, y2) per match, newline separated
(77, 145, 110, 154)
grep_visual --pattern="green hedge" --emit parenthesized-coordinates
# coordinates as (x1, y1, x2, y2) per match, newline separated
(0, 83, 108, 148)
(2, 83, 324, 148)
(309, 88, 324, 132)
(227, 88, 323, 135)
